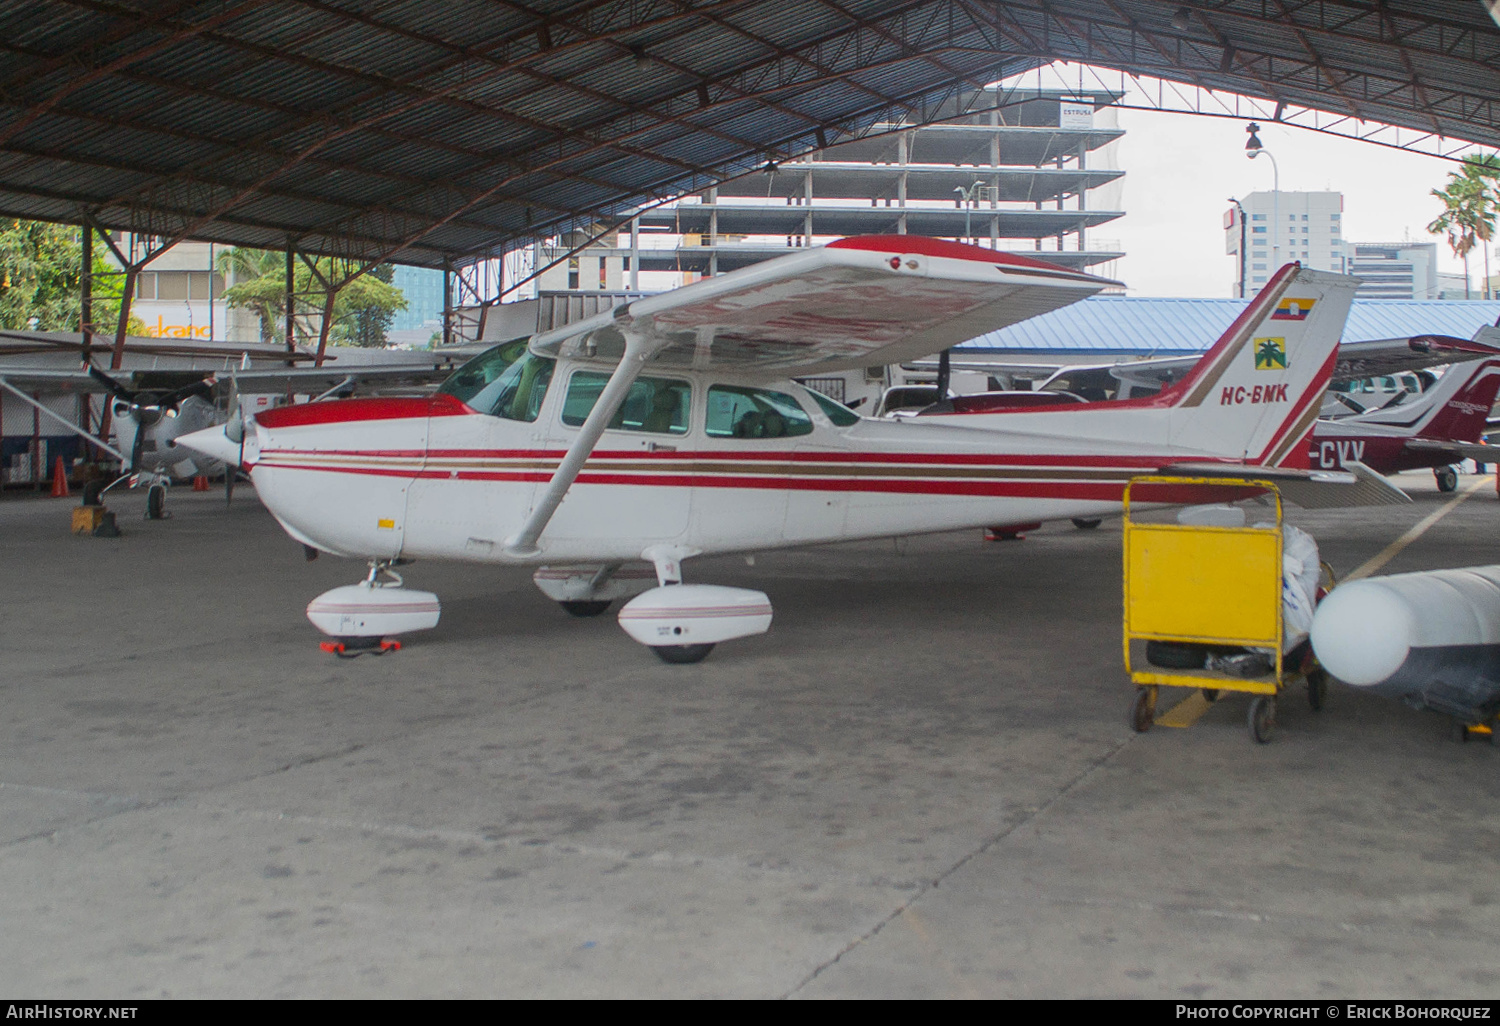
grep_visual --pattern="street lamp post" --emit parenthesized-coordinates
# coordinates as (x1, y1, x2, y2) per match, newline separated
(1244, 123, 1280, 269)
(942, 180, 985, 399)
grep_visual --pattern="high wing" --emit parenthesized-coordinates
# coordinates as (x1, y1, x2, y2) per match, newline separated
(212, 360, 462, 396)
(1333, 328, 1500, 380)
(529, 236, 1118, 375)
(0, 360, 461, 398)
(0, 366, 131, 394)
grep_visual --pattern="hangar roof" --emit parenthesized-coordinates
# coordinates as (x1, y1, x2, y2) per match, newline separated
(0, 2, 1496, 269)
(957, 296, 1500, 356)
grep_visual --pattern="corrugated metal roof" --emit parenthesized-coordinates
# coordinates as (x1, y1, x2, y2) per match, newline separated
(0, 1, 1491, 269)
(957, 297, 1500, 355)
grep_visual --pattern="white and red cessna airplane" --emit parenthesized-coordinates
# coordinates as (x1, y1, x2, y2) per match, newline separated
(180, 237, 1397, 662)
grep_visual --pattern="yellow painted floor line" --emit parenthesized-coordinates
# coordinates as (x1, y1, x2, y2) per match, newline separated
(1154, 476, 1490, 731)
(1155, 690, 1212, 728)
(1345, 475, 1490, 582)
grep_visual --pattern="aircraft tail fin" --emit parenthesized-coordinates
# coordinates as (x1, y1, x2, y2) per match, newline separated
(1155, 264, 1359, 468)
(1415, 355, 1500, 443)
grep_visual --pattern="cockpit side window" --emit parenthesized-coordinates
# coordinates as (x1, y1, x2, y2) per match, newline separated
(440, 343, 554, 421)
(562, 371, 691, 434)
(437, 340, 528, 403)
(705, 385, 813, 439)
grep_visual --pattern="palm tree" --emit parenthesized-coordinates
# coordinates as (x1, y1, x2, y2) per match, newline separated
(1428, 174, 1489, 298)
(215, 247, 285, 345)
(1457, 153, 1500, 299)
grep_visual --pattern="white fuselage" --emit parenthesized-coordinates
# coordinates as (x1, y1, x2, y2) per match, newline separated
(241, 358, 1266, 567)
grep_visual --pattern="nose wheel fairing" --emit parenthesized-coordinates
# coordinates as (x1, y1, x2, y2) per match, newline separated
(306, 562, 441, 653)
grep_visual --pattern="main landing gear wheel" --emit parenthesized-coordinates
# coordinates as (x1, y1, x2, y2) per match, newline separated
(1201, 688, 1220, 703)
(1071, 517, 1102, 530)
(1306, 669, 1328, 712)
(650, 643, 715, 665)
(1130, 686, 1157, 733)
(1248, 696, 1277, 744)
(559, 599, 612, 618)
(1435, 465, 1458, 492)
(145, 484, 166, 520)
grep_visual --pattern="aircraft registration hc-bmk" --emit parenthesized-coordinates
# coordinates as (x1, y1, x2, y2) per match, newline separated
(180, 236, 1398, 662)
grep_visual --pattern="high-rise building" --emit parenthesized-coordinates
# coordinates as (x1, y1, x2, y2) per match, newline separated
(1226, 191, 1345, 296)
(531, 88, 1126, 294)
(388, 264, 445, 346)
(1348, 242, 1439, 300)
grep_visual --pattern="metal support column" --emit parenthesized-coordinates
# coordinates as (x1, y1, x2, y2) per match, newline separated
(79, 226, 94, 454)
(629, 217, 640, 291)
(284, 244, 295, 355)
(443, 261, 453, 348)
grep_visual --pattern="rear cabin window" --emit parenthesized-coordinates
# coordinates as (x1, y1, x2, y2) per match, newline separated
(562, 371, 691, 434)
(705, 385, 813, 439)
(802, 386, 861, 426)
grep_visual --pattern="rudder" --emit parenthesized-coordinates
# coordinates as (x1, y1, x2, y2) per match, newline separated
(1160, 264, 1359, 467)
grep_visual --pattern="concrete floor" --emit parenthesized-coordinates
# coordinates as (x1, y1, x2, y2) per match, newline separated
(2, 473, 1499, 998)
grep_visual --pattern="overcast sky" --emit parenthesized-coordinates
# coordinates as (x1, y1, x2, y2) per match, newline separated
(1107, 104, 1487, 298)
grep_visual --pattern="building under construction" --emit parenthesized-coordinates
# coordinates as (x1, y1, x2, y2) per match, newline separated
(524, 88, 1126, 298)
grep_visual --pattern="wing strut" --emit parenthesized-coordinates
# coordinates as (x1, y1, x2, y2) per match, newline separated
(505, 332, 663, 557)
(0, 377, 127, 462)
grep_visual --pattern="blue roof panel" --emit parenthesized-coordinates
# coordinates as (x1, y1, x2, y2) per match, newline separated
(959, 297, 1500, 356)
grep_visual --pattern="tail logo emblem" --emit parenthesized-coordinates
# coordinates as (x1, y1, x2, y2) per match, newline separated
(1254, 336, 1287, 371)
(1270, 298, 1316, 321)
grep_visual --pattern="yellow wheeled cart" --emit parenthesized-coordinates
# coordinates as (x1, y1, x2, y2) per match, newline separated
(1122, 475, 1330, 744)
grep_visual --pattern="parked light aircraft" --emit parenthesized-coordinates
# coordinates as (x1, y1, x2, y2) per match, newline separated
(179, 238, 1401, 662)
(0, 357, 459, 516)
(1308, 352, 1500, 490)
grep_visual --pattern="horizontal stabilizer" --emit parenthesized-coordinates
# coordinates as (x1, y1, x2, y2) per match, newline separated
(1406, 438, 1499, 464)
(1164, 459, 1410, 508)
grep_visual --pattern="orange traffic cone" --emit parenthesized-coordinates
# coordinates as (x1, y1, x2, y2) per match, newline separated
(192, 475, 210, 492)
(49, 456, 69, 498)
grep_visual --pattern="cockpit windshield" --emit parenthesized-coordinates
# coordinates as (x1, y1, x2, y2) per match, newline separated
(438, 340, 554, 422)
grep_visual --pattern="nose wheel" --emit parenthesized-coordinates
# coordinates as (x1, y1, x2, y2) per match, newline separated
(306, 560, 441, 655)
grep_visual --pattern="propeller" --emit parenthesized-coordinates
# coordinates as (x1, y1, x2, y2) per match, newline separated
(87, 364, 214, 471)
(222, 374, 246, 505)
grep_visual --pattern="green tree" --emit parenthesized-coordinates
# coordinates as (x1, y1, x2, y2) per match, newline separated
(1456, 153, 1500, 299)
(0, 220, 80, 330)
(1428, 155, 1498, 299)
(349, 262, 397, 347)
(0, 220, 143, 335)
(220, 250, 407, 349)
(215, 247, 285, 345)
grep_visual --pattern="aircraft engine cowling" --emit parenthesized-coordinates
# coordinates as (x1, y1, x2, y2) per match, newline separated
(617, 585, 772, 649)
(1310, 565, 1500, 721)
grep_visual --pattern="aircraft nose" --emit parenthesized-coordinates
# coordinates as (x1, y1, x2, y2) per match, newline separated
(176, 424, 243, 467)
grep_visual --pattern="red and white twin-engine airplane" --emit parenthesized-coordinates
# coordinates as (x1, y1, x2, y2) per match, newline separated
(181, 237, 1399, 662)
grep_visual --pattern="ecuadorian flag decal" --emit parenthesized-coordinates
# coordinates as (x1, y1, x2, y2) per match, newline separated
(1270, 297, 1316, 321)
(1254, 336, 1287, 370)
